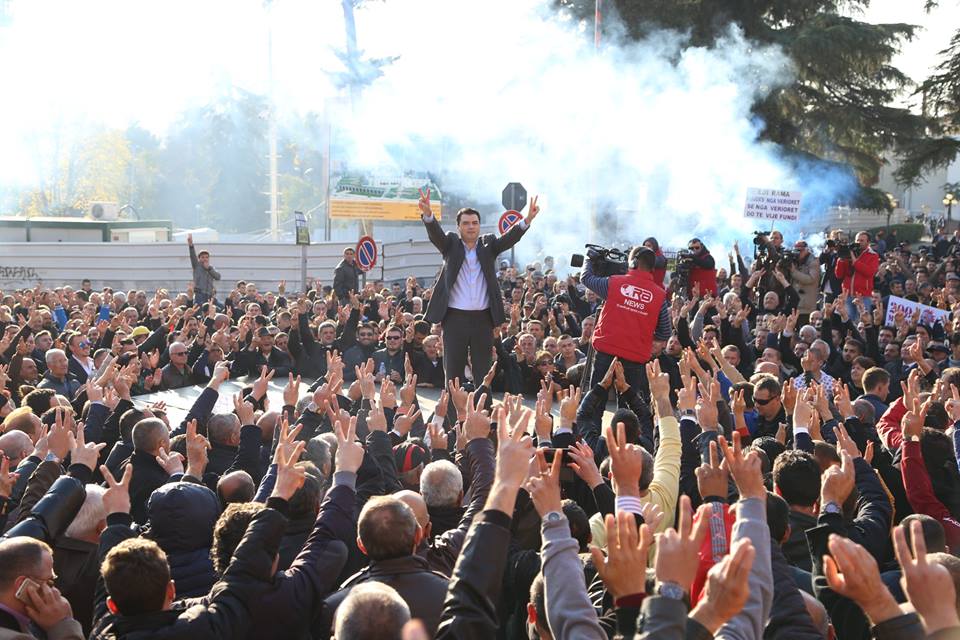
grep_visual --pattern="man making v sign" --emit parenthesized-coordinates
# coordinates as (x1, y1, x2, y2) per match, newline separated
(418, 188, 540, 385)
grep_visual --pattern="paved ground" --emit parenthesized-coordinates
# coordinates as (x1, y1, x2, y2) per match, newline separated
(134, 378, 618, 426)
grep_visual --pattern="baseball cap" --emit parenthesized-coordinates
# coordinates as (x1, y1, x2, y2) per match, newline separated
(129, 326, 150, 338)
(393, 441, 430, 473)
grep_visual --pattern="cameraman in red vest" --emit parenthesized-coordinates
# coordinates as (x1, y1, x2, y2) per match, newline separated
(582, 246, 672, 401)
(686, 237, 718, 296)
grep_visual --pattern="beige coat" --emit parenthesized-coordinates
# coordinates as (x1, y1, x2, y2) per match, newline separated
(790, 253, 821, 314)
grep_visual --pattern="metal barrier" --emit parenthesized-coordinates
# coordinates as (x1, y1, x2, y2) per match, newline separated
(0, 240, 443, 291)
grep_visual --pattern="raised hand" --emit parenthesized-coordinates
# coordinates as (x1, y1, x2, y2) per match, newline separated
(605, 421, 643, 498)
(0, 456, 20, 499)
(558, 385, 580, 426)
(823, 534, 901, 624)
(718, 432, 766, 500)
(48, 408, 72, 462)
(590, 511, 654, 599)
(566, 440, 603, 488)
(252, 366, 275, 400)
(233, 393, 256, 426)
(894, 519, 960, 633)
(463, 392, 492, 442)
(448, 377, 469, 419)
(271, 440, 306, 501)
(524, 195, 540, 224)
(696, 440, 729, 501)
(393, 404, 422, 437)
(654, 495, 710, 593)
(283, 373, 301, 407)
(273, 416, 303, 465)
(526, 448, 563, 517)
(417, 187, 432, 217)
(494, 406, 535, 490)
(533, 394, 553, 442)
(68, 428, 106, 472)
(185, 419, 211, 477)
(101, 464, 133, 515)
(155, 447, 185, 476)
(334, 415, 364, 473)
(821, 450, 856, 506)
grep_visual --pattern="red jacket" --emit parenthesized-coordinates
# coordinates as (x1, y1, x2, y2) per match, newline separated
(689, 260, 718, 296)
(835, 248, 879, 297)
(901, 440, 960, 551)
(592, 270, 667, 364)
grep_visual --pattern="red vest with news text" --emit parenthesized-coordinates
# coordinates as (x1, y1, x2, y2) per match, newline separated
(592, 270, 666, 364)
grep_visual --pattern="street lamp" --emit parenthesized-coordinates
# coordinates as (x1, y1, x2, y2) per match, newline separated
(945, 193, 957, 221)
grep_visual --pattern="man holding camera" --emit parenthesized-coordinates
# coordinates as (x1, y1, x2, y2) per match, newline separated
(835, 231, 880, 321)
(788, 239, 821, 325)
(685, 237, 718, 295)
(581, 246, 671, 400)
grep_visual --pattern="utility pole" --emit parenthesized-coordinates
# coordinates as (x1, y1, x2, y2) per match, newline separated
(266, 0, 280, 241)
(589, 0, 601, 242)
(340, 0, 371, 238)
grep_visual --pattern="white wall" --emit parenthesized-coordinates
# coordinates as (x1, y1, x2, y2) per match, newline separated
(0, 240, 444, 291)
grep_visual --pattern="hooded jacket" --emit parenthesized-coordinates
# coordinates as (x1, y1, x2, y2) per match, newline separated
(144, 482, 221, 598)
(643, 237, 668, 289)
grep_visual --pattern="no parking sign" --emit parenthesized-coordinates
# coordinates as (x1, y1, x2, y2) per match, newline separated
(355, 236, 378, 272)
(498, 210, 522, 235)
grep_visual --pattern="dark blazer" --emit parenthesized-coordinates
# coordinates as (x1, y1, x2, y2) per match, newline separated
(68, 356, 90, 384)
(421, 215, 527, 326)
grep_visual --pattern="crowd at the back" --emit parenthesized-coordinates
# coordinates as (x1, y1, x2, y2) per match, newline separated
(3, 225, 960, 639)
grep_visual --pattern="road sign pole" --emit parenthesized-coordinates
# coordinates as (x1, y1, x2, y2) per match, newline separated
(300, 244, 308, 293)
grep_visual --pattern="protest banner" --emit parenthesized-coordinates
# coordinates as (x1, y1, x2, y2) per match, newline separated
(744, 188, 802, 222)
(884, 295, 950, 328)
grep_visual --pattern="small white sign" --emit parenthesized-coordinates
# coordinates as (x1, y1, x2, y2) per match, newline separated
(744, 188, 802, 222)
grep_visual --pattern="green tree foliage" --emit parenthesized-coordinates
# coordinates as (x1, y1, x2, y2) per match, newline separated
(897, 26, 960, 184)
(558, 0, 930, 196)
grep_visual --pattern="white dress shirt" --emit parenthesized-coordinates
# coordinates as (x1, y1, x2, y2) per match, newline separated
(449, 242, 488, 311)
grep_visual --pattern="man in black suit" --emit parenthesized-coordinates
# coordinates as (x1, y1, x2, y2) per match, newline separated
(418, 188, 540, 385)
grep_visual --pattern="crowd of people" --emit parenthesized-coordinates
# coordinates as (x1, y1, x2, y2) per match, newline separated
(1, 220, 960, 639)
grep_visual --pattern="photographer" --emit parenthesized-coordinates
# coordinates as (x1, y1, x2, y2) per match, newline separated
(819, 232, 845, 301)
(835, 231, 880, 321)
(685, 237, 718, 295)
(581, 246, 671, 401)
(788, 240, 821, 325)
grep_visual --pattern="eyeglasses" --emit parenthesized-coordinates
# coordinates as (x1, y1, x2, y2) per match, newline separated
(171, 351, 187, 356)
(28, 574, 57, 589)
(386, 336, 402, 341)
(78, 341, 90, 348)
(753, 396, 776, 406)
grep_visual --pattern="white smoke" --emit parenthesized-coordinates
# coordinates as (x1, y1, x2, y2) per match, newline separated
(0, 0, 855, 261)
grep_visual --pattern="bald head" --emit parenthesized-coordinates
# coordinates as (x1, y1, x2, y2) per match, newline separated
(394, 490, 429, 528)
(217, 471, 255, 505)
(754, 361, 780, 377)
(131, 418, 169, 455)
(0, 430, 33, 465)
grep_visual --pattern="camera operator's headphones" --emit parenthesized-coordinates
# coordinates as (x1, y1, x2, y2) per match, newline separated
(628, 246, 655, 270)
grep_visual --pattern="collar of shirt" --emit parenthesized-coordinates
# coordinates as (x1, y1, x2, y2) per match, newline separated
(0, 602, 32, 633)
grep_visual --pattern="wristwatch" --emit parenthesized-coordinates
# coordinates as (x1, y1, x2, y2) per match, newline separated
(822, 501, 842, 516)
(682, 409, 696, 417)
(656, 581, 687, 601)
(543, 511, 566, 524)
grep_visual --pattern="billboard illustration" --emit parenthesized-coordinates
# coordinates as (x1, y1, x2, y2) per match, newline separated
(329, 171, 442, 221)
